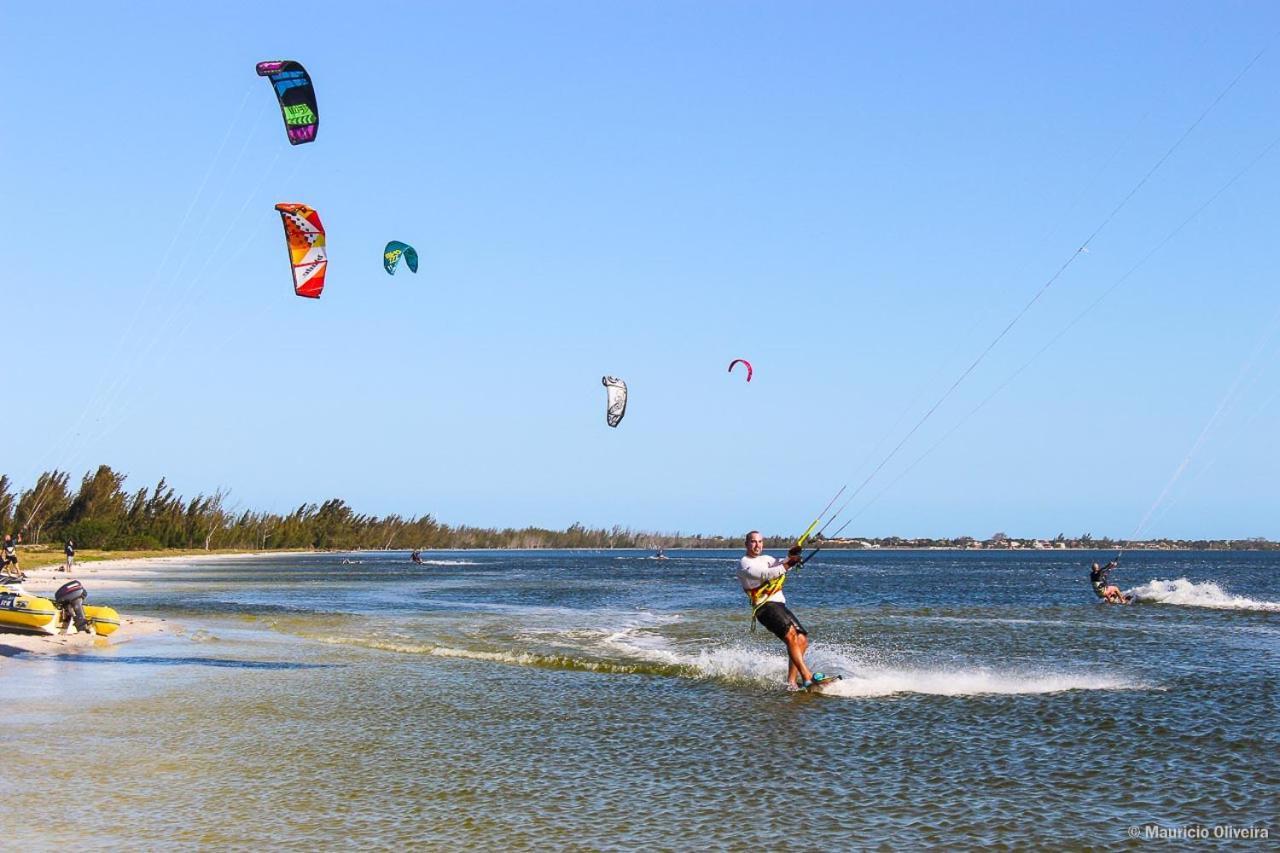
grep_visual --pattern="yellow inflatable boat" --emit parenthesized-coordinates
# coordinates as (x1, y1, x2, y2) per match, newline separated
(0, 585, 120, 636)
(0, 586, 59, 633)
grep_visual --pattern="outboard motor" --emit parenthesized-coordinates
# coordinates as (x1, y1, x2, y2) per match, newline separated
(54, 580, 91, 634)
(54, 580, 86, 605)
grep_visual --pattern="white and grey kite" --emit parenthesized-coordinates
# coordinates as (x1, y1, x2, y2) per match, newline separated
(601, 376, 628, 428)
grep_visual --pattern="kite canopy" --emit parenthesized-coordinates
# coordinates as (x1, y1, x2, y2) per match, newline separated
(728, 358, 753, 382)
(256, 60, 318, 145)
(274, 203, 327, 299)
(602, 376, 628, 428)
(384, 241, 419, 275)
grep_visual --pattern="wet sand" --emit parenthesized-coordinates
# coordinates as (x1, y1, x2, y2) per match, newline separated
(0, 614, 168, 659)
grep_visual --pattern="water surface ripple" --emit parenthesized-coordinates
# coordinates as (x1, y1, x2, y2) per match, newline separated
(3, 549, 1275, 848)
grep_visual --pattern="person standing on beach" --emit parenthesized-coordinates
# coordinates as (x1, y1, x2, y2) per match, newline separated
(2, 534, 21, 578)
(64, 539, 75, 572)
(737, 531, 819, 690)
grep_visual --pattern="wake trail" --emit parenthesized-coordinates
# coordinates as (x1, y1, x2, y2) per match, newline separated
(318, 617, 1153, 698)
(1128, 578, 1280, 612)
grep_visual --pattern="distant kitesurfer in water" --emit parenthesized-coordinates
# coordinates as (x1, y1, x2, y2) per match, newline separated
(1090, 560, 1130, 604)
(738, 530, 821, 690)
(411, 549, 424, 565)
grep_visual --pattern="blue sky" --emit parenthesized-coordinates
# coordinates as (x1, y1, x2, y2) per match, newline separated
(3, 2, 1280, 539)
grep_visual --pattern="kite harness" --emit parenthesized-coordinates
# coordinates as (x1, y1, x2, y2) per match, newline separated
(746, 488, 843, 631)
(746, 546, 823, 630)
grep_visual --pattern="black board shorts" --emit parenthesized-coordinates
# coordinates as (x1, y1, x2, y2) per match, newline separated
(755, 602, 807, 641)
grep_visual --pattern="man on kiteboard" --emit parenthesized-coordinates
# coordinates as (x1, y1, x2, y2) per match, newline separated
(738, 531, 830, 690)
(1089, 560, 1130, 604)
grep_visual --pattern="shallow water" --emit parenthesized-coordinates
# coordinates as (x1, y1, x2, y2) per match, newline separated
(2, 550, 1276, 848)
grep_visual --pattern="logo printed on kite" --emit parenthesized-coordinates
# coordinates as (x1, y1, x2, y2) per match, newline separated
(383, 241, 419, 275)
(283, 104, 317, 126)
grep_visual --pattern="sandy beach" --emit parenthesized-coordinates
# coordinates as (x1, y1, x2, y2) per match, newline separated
(0, 551, 274, 662)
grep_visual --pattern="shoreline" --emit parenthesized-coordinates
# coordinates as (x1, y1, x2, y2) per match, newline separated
(0, 550, 282, 664)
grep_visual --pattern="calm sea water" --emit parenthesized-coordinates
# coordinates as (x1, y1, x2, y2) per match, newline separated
(3, 550, 1276, 848)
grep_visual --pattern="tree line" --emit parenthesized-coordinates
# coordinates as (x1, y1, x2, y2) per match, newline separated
(0, 465, 749, 551)
(2, 465, 1273, 552)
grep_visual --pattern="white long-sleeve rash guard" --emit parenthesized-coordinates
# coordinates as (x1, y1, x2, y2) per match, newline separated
(737, 554, 789, 606)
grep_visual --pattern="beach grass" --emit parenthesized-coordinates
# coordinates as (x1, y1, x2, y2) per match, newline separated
(14, 545, 261, 572)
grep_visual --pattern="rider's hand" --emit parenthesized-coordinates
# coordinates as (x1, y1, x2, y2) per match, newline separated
(788, 546, 803, 558)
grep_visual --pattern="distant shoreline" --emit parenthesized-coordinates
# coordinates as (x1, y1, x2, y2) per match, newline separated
(11, 542, 1275, 574)
(6, 462, 1274, 557)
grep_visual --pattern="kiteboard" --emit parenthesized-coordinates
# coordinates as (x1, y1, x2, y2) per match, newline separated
(797, 673, 843, 692)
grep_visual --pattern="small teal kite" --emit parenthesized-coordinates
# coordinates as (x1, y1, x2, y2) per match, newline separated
(383, 241, 419, 275)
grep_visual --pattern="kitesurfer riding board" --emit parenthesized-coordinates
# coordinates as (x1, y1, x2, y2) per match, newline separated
(1090, 560, 1132, 605)
(738, 531, 837, 691)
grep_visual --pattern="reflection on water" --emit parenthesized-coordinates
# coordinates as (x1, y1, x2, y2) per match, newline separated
(44, 654, 338, 670)
(1, 549, 1276, 847)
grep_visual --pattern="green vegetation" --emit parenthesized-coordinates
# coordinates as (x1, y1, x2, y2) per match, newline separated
(0, 466, 746, 551)
(1, 466, 1274, 553)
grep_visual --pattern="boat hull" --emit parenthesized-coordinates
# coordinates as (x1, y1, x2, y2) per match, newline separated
(84, 605, 121, 636)
(0, 589, 60, 633)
